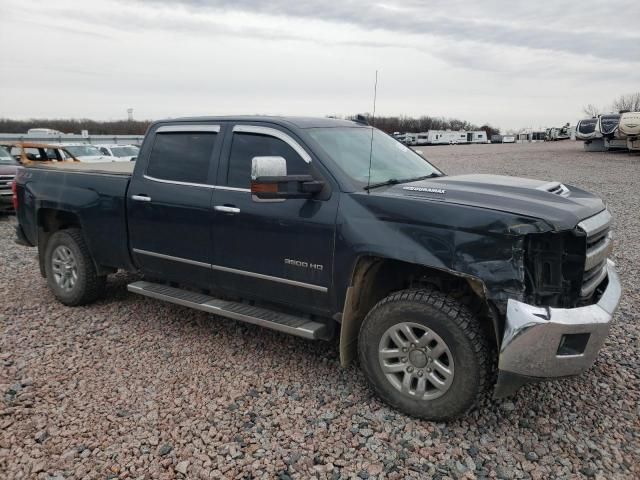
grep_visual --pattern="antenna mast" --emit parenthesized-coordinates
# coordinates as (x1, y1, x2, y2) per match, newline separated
(366, 70, 378, 192)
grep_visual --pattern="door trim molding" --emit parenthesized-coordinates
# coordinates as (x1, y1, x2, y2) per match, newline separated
(142, 174, 251, 192)
(210, 264, 328, 292)
(132, 248, 328, 292)
(133, 248, 211, 268)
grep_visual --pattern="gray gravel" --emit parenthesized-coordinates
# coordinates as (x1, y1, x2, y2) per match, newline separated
(1, 141, 638, 479)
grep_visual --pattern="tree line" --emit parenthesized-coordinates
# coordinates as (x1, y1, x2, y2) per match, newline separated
(0, 114, 501, 138)
(0, 118, 152, 135)
(349, 114, 500, 138)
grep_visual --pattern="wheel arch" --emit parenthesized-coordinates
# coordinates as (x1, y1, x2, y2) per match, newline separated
(338, 255, 500, 367)
(35, 208, 113, 277)
(36, 208, 82, 277)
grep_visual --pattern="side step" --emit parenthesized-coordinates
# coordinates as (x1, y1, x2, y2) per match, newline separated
(127, 281, 327, 340)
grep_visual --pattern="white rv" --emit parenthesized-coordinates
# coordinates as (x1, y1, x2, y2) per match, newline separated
(415, 133, 430, 146)
(466, 131, 488, 144)
(575, 118, 600, 141)
(619, 111, 640, 152)
(425, 130, 466, 145)
(392, 133, 412, 145)
(596, 114, 626, 150)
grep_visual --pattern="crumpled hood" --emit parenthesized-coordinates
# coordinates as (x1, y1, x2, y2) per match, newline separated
(380, 174, 605, 231)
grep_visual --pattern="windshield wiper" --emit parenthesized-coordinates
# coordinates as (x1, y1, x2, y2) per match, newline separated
(364, 173, 441, 190)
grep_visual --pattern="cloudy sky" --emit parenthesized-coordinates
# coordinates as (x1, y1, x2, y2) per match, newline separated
(1, 0, 639, 130)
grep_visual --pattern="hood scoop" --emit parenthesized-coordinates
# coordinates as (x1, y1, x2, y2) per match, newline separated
(538, 181, 570, 197)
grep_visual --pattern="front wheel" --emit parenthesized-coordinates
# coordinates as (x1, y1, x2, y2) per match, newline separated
(358, 288, 490, 420)
(44, 229, 106, 306)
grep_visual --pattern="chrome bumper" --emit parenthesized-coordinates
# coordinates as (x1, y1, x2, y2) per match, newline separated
(499, 259, 621, 378)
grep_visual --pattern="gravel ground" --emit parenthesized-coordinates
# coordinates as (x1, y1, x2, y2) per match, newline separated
(1, 141, 638, 479)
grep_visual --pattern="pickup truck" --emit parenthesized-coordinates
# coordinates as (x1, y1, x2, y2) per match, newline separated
(13, 116, 621, 420)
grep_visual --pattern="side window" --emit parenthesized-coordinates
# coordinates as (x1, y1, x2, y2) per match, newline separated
(147, 132, 217, 184)
(227, 132, 309, 188)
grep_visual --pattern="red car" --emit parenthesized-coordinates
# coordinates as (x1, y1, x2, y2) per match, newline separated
(0, 146, 19, 213)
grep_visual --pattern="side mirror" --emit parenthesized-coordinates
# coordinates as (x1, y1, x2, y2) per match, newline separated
(251, 156, 324, 200)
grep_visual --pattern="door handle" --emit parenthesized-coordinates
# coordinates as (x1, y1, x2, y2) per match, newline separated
(214, 205, 240, 214)
(131, 194, 151, 202)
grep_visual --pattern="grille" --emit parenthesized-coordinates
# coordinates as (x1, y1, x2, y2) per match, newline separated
(0, 174, 15, 196)
(577, 210, 612, 297)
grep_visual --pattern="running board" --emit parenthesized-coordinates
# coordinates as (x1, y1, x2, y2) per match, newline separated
(127, 281, 327, 340)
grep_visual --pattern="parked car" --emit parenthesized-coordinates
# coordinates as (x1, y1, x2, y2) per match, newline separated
(1, 142, 80, 164)
(95, 144, 140, 161)
(13, 116, 621, 420)
(55, 144, 111, 162)
(0, 146, 19, 212)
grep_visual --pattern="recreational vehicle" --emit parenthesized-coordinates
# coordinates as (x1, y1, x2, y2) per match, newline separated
(466, 131, 488, 144)
(596, 114, 626, 150)
(415, 133, 430, 146)
(619, 111, 640, 152)
(575, 118, 600, 141)
(424, 130, 465, 145)
(545, 124, 572, 141)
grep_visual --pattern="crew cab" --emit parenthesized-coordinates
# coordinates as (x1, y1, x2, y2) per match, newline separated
(13, 116, 621, 420)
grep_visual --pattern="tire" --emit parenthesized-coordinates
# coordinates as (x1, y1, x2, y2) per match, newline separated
(44, 228, 106, 306)
(358, 288, 490, 420)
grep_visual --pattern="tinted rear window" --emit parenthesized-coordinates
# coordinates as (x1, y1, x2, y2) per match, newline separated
(147, 132, 217, 183)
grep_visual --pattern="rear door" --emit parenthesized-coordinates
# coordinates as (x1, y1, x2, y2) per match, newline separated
(127, 124, 222, 288)
(210, 124, 338, 313)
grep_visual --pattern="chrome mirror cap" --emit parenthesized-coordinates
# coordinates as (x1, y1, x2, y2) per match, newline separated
(251, 156, 286, 180)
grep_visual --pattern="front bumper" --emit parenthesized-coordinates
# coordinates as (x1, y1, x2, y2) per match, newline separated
(496, 259, 621, 394)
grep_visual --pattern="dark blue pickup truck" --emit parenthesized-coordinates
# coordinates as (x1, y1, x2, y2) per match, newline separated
(13, 116, 621, 420)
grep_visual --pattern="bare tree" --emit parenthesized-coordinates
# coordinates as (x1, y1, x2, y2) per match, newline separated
(582, 104, 600, 118)
(611, 92, 640, 112)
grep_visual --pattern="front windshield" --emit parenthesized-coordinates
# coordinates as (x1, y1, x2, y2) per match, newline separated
(0, 146, 16, 164)
(65, 145, 102, 157)
(110, 146, 139, 157)
(307, 127, 441, 188)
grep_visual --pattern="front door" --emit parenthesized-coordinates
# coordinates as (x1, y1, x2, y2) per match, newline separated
(127, 124, 222, 288)
(211, 124, 338, 314)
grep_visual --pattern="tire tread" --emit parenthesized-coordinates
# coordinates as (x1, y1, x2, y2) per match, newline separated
(358, 287, 491, 420)
(45, 228, 105, 306)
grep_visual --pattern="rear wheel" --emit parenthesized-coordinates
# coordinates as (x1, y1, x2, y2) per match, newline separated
(358, 288, 490, 420)
(44, 229, 106, 306)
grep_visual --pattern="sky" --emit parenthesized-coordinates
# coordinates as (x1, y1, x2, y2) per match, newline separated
(1, 0, 639, 131)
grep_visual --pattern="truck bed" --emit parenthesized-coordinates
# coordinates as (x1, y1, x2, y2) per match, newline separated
(17, 161, 135, 272)
(27, 161, 135, 176)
